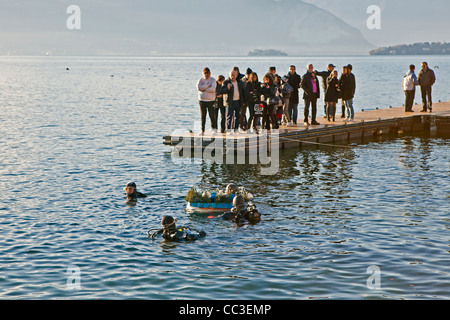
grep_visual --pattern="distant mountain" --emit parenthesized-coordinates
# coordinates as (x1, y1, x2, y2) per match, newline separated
(248, 49, 288, 57)
(303, 0, 450, 48)
(0, 0, 374, 56)
(370, 42, 450, 55)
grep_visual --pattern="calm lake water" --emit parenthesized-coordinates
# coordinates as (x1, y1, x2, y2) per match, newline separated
(0, 55, 449, 300)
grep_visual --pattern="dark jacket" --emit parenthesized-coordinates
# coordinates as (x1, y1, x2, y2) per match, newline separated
(126, 191, 147, 200)
(215, 81, 224, 107)
(418, 68, 436, 87)
(301, 72, 320, 100)
(260, 83, 277, 101)
(220, 78, 245, 107)
(315, 70, 332, 90)
(285, 72, 301, 105)
(325, 76, 340, 103)
(151, 227, 206, 241)
(244, 81, 262, 103)
(339, 73, 356, 101)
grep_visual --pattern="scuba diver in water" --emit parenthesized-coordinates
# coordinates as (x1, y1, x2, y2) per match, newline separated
(221, 194, 261, 224)
(124, 182, 147, 202)
(225, 183, 238, 195)
(148, 215, 206, 241)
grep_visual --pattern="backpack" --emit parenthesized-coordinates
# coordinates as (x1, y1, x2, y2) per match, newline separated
(402, 73, 415, 91)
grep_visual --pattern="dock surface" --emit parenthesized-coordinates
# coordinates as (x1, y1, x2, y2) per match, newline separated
(164, 102, 450, 152)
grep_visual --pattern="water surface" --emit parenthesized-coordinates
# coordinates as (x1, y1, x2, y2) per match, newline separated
(0, 56, 449, 299)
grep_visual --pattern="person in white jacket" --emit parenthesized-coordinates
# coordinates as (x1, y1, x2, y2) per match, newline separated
(402, 64, 419, 112)
(197, 68, 217, 135)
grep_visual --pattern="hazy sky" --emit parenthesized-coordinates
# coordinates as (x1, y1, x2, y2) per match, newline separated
(304, 0, 450, 46)
(1, 0, 449, 56)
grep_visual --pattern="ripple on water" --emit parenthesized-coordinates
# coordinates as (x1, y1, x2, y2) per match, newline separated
(0, 57, 449, 299)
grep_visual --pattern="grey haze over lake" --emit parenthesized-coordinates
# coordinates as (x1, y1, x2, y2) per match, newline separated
(2, 0, 449, 56)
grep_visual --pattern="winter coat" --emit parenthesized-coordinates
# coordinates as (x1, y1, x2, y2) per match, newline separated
(418, 68, 436, 87)
(197, 77, 217, 102)
(315, 70, 332, 90)
(285, 72, 301, 105)
(244, 81, 262, 103)
(301, 72, 320, 100)
(325, 76, 340, 103)
(220, 78, 245, 107)
(402, 70, 419, 91)
(260, 83, 277, 101)
(339, 73, 356, 101)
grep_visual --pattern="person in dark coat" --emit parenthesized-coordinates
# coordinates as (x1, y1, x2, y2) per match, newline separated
(325, 71, 340, 122)
(215, 75, 227, 133)
(315, 64, 335, 117)
(244, 72, 262, 133)
(339, 64, 356, 121)
(339, 66, 348, 118)
(418, 62, 436, 113)
(300, 64, 321, 126)
(220, 70, 246, 134)
(260, 73, 279, 130)
(286, 65, 301, 125)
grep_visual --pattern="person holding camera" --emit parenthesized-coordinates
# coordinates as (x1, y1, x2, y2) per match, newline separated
(261, 73, 279, 131)
(244, 72, 262, 133)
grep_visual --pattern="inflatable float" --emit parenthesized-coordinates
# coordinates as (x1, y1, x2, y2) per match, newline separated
(185, 185, 253, 214)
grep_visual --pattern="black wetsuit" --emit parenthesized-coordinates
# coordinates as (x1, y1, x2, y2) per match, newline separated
(222, 206, 261, 223)
(126, 191, 147, 201)
(151, 227, 206, 241)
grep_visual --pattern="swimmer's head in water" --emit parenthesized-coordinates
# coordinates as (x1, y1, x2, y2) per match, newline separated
(161, 215, 177, 231)
(124, 182, 137, 195)
(247, 208, 261, 221)
(225, 183, 238, 194)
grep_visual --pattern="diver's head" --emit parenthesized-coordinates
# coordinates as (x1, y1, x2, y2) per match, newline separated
(161, 215, 177, 232)
(247, 208, 261, 221)
(225, 183, 238, 194)
(233, 194, 245, 210)
(124, 182, 137, 195)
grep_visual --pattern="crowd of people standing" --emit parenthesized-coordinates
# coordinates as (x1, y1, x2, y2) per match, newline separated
(197, 61, 435, 135)
(197, 63, 358, 135)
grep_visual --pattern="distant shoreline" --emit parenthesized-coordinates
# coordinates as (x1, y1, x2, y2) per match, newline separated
(370, 42, 450, 56)
(2, 53, 450, 59)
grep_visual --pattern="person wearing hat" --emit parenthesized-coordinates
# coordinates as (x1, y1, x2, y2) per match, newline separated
(149, 215, 206, 241)
(241, 68, 253, 84)
(123, 182, 147, 201)
(315, 64, 336, 118)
